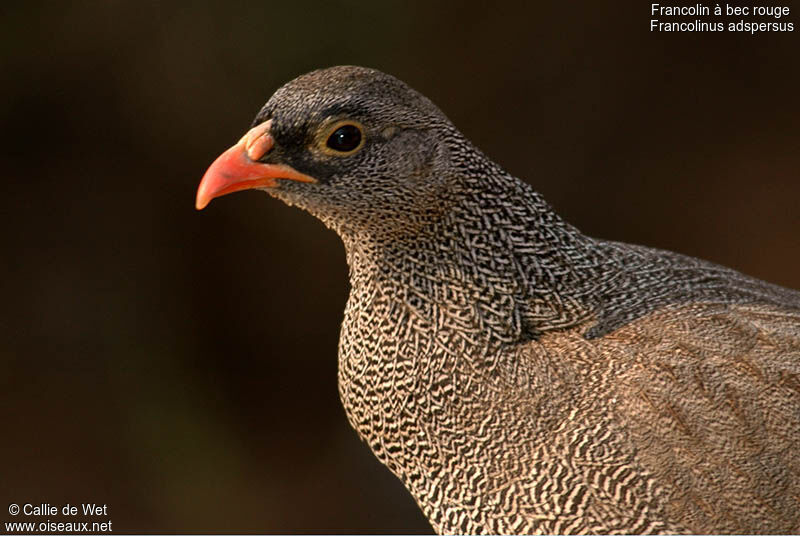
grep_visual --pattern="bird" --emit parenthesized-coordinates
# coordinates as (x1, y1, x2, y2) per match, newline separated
(196, 66, 800, 534)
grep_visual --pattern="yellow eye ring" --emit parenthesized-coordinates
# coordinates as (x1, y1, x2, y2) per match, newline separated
(319, 120, 365, 156)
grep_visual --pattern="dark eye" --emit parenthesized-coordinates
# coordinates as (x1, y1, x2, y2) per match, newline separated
(326, 124, 362, 153)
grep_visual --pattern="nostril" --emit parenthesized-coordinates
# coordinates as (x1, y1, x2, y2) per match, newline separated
(244, 119, 274, 161)
(245, 133, 274, 161)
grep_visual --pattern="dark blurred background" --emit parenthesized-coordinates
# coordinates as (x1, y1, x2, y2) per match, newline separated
(1, 2, 798, 533)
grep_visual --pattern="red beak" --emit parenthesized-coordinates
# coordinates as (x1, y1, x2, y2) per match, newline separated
(195, 119, 316, 210)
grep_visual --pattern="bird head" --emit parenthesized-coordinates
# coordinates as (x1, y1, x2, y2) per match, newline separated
(196, 66, 472, 237)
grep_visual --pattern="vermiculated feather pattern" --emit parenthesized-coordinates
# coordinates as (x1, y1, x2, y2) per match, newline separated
(210, 66, 800, 534)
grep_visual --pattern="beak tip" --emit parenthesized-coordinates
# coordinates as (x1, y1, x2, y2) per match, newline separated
(195, 186, 211, 210)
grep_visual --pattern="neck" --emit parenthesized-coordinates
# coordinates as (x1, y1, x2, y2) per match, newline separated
(339, 171, 604, 346)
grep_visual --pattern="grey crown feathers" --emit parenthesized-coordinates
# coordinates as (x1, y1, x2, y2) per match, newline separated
(198, 66, 800, 534)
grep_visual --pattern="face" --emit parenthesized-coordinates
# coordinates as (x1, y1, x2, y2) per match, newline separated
(197, 66, 461, 237)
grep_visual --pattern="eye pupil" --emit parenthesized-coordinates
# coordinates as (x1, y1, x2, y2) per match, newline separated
(326, 124, 362, 152)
